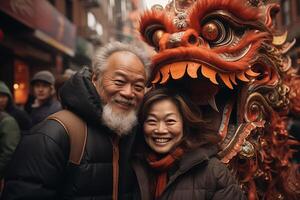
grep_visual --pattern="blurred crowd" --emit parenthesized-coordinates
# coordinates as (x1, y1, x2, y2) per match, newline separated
(0, 69, 75, 188)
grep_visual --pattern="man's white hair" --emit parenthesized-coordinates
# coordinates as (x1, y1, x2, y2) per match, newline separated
(92, 41, 151, 82)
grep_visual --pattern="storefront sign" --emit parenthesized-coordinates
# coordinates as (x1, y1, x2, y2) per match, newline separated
(0, 0, 76, 56)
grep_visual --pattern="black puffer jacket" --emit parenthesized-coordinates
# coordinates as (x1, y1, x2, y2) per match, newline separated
(1, 68, 137, 200)
(132, 144, 246, 200)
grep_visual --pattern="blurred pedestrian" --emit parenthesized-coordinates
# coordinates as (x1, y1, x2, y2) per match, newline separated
(55, 68, 76, 100)
(0, 111, 20, 185)
(28, 70, 62, 125)
(0, 81, 32, 132)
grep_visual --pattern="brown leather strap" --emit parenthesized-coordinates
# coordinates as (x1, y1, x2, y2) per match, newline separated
(112, 136, 120, 200)
(47, 110, 87, 165)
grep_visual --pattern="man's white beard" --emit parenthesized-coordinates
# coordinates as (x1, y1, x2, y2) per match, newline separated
(101, 104, 137, 136)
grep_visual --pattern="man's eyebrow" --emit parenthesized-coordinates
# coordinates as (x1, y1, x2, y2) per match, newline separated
(114, 71, 146, 82)
(113, 71, 126, 77)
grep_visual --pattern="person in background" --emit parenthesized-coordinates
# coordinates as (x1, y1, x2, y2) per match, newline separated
(55, 68, 76, 100)
(132, 88, 246, 200)
(0, 111, 20, 189)
(1, 41, 150, 199)
(29, 70, 62, 125)
(0, 81, 32, 132)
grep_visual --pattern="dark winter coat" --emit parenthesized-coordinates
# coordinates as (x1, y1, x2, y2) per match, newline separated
(29, 98, 62, 126)
(0, 81, 32, 132)
(132, 145, 246, 200)
(0, 112, 20, 179)
(1, 68, 137, 200)
(6, 105, 32, 132)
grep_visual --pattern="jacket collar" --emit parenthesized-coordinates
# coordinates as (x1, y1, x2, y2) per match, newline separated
(178, 145, 218, 172)
(166, 145, 218, 191)
(132, 144, 218, 200)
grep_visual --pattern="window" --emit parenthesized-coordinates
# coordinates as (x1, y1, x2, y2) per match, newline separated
(48, 0, 55, 5)
(282, 0, 291, 25)
(66, 0, 73, 21)
(297, 0, 300, 16)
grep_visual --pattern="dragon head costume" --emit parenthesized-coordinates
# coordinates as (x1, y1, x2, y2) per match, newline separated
(139, 0, 300, 199)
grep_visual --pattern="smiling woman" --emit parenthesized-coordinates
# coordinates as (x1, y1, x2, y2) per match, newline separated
(143, 98, 184, 154)
(131, 88, 246, 200)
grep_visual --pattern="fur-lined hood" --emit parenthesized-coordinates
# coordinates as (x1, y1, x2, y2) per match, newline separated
(59, 67, 103, 125)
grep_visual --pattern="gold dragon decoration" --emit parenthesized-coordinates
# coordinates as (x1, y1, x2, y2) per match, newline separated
(139, 0, 300, 199)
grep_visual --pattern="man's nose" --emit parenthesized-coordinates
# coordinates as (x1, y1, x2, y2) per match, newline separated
(120, 84, 134, 98)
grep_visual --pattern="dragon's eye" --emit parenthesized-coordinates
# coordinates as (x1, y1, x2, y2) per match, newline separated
(202, 22, 220, 41)
(152, 29, 165, 47)
(144, 24, 165, 47)
(201, 19, 231, 46)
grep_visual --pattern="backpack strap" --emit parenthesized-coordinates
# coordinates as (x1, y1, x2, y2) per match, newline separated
(47, 110, 87, 165)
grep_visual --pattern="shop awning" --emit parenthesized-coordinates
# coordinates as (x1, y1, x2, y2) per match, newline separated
(0, 0, 76, 56)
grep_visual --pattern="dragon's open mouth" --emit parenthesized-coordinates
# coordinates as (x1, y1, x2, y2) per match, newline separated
(151, 59, 260, 89)
(150, 56, 264, 144)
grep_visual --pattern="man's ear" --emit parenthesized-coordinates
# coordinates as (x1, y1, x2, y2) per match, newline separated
(92, 74, 98, 87)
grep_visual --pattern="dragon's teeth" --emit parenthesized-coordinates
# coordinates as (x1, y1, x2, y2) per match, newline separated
(152, 72, 161, 84)
(230, 73, 237, 85)
(201, 65, 218, 85)
(186, 62, 200, 78)
(219, 73, 233, 89)
(208, 95, 219, 112)
(170, 62, 187, 79)
(236, 72, 249, 82)
(245, 68, 260, 77)
(159, 64, 171, 84)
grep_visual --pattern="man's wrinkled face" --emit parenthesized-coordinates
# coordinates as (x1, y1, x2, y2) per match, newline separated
(93, 51, 146, 114)
(32, 81, 53, 102)
(0, 93, 9, 110)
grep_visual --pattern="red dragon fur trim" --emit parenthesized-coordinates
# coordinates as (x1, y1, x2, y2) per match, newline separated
(139, 10, 176, 46)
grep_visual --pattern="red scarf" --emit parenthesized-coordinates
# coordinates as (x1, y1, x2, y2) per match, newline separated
(147, 147, 184, 199)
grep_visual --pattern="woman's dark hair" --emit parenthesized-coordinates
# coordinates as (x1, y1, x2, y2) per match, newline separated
(138, 88, 220, 150)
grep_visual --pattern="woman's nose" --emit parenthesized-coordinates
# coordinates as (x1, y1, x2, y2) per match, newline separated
(155, 122, 168, 133)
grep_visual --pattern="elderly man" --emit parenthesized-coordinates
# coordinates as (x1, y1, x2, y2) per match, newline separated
(1, 42, 150, 199)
